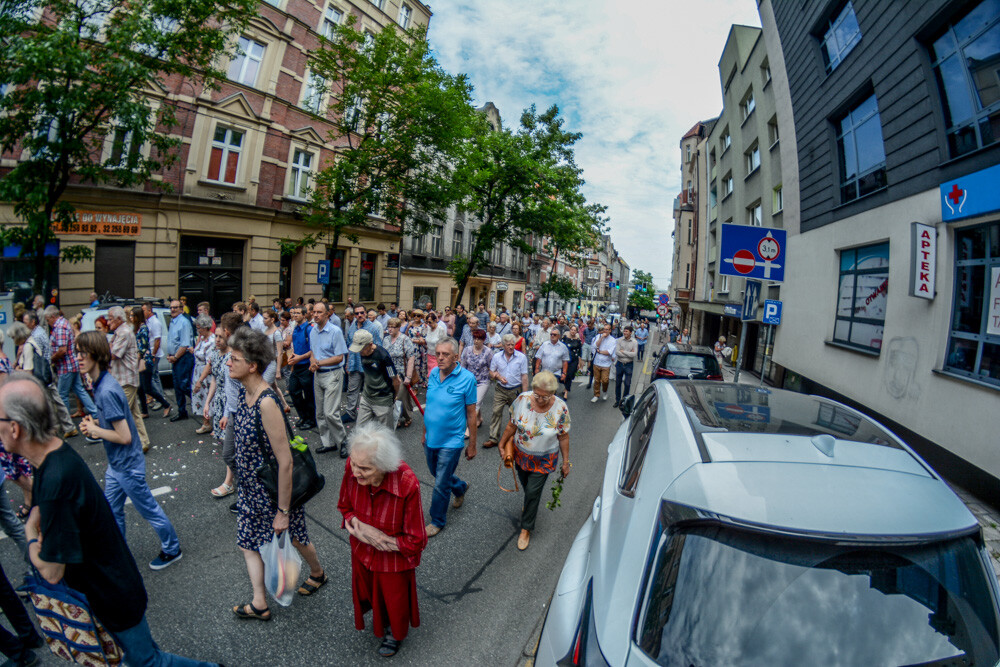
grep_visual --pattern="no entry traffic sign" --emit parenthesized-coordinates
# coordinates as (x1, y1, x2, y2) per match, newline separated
(720, 224, 786, 282)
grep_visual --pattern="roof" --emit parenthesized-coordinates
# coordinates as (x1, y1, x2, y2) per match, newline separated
(650, 381, 976, 538)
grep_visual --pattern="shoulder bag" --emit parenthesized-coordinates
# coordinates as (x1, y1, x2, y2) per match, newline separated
(23, 571, 123, 666)
(253, 389, 325, 510)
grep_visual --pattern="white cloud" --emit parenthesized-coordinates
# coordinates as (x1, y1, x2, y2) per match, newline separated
(427, 0, 761, 290)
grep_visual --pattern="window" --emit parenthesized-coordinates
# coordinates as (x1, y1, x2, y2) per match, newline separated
(761, 58, 771, 86)
(288, 149, 313, 200)
(322, 5, 343, 38)
(720, 274, 730, 293)
(722, 172, 733, 197)
(398, 3, 412, 29)
(410, 234, 424, 254)
(720, 126, 731, 152)
(837, 93, 886, 202)
(78, 0, 109, 37)
(684, 263, 691, 288)
(109, 127, 141, 168)
(929, 0, 1000, 157)
(324, 248, 345, 302)
(302, 72, 325, 114)
(686, 219, 693, 245)
(207, 126, 243, 184)
(773, 185, 784, 213)
(618, 388, 657, 497)
(452, 229, 463, 257)
(430, 225, 443, 256)
(228, 37, 266, 87)
(685, 144, 692, 163)
(369, 185, 384, 218)
(368, 0, 384, 9)
(821, 1, 862, 72)
(359, 252, 377, 301)
(344, 97, 364, 131)
(740, 88, 756, 121)
(745, 142, 760, 175)
(834, 243, 889, 352)
(767, 115, 779, 147)
(747, 202, 762, 226)
(946, 221, 1000, 385)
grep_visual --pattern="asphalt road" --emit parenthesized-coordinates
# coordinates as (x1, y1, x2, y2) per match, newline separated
(0, 334, 662, 667)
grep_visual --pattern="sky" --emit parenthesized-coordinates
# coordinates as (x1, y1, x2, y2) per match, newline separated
(426, 0, 762, 291)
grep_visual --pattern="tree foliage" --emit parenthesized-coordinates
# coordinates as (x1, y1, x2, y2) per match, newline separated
(287, 17, 477, 256)
(0, 0, 256, 291)
(628, 268, 656, 310)
(448, 104, 605, 307)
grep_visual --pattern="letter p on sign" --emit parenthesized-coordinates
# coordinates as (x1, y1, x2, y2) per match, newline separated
(763, 299, 782, 326)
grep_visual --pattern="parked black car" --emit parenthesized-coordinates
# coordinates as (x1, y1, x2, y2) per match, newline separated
(653, 343, 723, 381)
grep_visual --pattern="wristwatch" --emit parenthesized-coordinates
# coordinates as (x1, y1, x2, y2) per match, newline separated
(277, 507, 290, 516)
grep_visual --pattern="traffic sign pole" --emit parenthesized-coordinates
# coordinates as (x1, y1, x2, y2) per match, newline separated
(760, 324, 773, 386)
(733, 321, 748, 383)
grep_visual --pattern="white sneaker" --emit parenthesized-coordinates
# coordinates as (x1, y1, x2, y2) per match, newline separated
(591, 396, 599, 403)
(602, 394, 609, 401)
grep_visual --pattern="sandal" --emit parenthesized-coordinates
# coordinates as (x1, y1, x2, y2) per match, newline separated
(297, 571, 328, 596)
(397, 418, 411, 428)
(233, 602, 271, 621)
(16, 505, 29, 520)
(378, 635, 402, 658)
(210, 483, 235, 498)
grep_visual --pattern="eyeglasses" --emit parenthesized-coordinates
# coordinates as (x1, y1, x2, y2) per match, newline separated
(0, 417, 14, 423)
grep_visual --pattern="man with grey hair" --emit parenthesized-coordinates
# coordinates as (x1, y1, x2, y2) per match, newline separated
(44, 305, 98, 440)
(22, 310, 75, 438)
(423, 337, 477, 537)
(457, 314, 480, 357)
(107, 306, 150, 453)
(166, 300, 194, 421)
(0, 374, 218, 666)
(485, 333, 528, 448)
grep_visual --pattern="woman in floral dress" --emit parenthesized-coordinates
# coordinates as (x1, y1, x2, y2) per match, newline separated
(459, 329, 493, 431)
(382, 319, 416, 428)
(227, 328, 327, 621)
(406, 310, 429, 387)
(191, 315, 215, 435)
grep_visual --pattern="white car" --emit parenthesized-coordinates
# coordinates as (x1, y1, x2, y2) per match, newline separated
(536, 380, 1000, 666)
(81, 301, 173, 377)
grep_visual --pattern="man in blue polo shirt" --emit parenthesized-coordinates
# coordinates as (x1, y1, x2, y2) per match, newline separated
(309, 302, 348, 456)
(423, 336, 477, 537)
(166, 300, 195, 421)
(285, 306, 316, 430)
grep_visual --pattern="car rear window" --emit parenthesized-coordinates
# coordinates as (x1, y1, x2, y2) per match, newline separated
(637, 526, 1000, 666)
(662, 353, 720, 376)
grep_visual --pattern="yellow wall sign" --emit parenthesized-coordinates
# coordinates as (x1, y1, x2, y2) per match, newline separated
(53, 211, 142, 236)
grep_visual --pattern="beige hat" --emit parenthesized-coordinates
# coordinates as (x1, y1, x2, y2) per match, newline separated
(349, 329, 373, 353)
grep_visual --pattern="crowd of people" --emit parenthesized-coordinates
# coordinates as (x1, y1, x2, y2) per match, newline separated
(0, 292, 667, 664)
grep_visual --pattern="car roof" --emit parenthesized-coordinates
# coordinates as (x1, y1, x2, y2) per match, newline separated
(665, 343, 715, 355)
(646, 381, 976, 538)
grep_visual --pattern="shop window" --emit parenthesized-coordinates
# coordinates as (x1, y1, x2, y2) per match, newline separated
(412, 286, 436, 309)
(324, 248, 345, 302)
(928, 0, 1000, 157)
(359, 251, 376, 301)
(945, 221, 1000, 385)
(836, 92, 886, 203)
(1, 243, 59, 306)
(834, 242, 889, 352)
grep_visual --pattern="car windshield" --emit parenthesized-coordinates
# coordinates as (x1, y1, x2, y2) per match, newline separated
(663, 353, 719, 376)
(637, 525, 1000, 666)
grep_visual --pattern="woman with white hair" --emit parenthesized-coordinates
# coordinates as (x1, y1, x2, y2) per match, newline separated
(190, 314, 215, 435)
(338, 424, 427, 658)
(499, 371, 571, 552)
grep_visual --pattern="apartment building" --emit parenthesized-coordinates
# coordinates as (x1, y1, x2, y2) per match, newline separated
(0, 0, 430, 314)
(689, 24, 784, 379)
(762, 0, 1000, 499)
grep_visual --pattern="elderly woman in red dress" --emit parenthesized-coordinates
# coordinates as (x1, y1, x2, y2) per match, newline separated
(338, 423, 427, 658)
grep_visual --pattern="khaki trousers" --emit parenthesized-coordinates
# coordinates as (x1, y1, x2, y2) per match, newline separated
(123, 385, 150, 450)
(489, 384, 521, 443)
(592, 366, 611, 397)
(315, 368, 346, 448)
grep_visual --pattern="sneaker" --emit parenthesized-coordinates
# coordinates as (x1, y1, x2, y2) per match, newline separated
(149, 550, 182, 570)
(229, 502, 238, 515)
(84, 435, 102, 444)
(602, 394, 609, 401)
(63, 428, 79, 438)
(590, 396, 599, 403)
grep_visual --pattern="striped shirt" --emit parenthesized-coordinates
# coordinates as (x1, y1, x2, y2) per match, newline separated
(49, 317, 79, 376)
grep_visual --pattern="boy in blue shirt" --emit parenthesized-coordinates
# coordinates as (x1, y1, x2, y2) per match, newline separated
(76, 331, 183, 570)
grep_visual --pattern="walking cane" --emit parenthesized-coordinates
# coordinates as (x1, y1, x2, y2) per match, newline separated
(406, 384, 424, 416)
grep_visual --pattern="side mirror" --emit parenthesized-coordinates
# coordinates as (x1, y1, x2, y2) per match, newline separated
(619, 394, 636, 418)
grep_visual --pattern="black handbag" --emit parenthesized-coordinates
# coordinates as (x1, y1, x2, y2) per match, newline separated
(253, 389, 325, 510)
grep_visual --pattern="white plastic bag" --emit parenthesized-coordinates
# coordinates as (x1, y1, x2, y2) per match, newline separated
(260, 532, 302, 607)
(392, 400, 403, 430)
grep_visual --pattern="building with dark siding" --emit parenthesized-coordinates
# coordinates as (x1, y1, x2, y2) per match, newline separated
(761, 0, 1000, 501)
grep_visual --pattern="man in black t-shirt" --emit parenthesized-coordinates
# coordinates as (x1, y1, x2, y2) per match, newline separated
(350, 329, 397, 431)
(0, 374, 221, 667)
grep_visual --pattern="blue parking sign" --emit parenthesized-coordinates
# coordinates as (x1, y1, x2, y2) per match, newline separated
(763, 300, 782, 325)
(317, 260, 330, 285)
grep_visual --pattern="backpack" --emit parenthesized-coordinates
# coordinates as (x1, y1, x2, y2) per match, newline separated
(27, 338, 53, 385)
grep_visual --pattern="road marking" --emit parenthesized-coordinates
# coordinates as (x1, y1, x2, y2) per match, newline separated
(126, 485, 172, 505)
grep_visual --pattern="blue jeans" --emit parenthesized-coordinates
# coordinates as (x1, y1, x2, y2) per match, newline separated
(112, 615, 218, 667)
(57, 372, 97, 416)
(424, 445, 467, 528)
(614, 361, 634, 403)
(105, 467, 180, 556)
(637, 343, 646, 361)
(171, 353, 194, 415)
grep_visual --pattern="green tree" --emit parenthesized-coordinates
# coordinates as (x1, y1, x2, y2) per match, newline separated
(539, 202, 606, 304)
(448, 104, 601, 307)
(288, 17, 477, 258)
(628, 268, 656, 311)
(0, 0, 256, 292)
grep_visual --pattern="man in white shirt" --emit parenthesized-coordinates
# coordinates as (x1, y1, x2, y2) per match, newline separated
(485, 335, 528, 448)
(591, 324, 616, 402)
(248, 302, 266, 332)
(534, 328, 570, 382)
